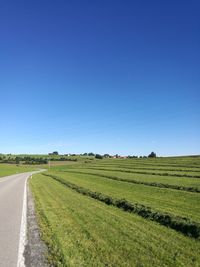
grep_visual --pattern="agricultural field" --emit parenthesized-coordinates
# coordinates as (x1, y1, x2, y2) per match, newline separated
(0, 153, 82, 177)
(30, 156, 200, 266)
(0, 163, 38, 177)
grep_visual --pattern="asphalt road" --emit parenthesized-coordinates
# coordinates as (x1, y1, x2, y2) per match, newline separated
(0, 171, 40, 267)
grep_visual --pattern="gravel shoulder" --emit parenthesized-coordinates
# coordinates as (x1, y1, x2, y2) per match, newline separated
(24, 183, 49, 267)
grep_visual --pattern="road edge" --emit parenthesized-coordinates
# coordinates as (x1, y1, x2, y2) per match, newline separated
(24, 175, 49, 266)
(17, 174, 28, 267)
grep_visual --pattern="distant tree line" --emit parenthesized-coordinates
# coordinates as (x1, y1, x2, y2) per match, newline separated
(82, 152, 157, 159)
(0, 156, 48, 165)
(95, 154, 103, 159)
(0, 151, 157, 164)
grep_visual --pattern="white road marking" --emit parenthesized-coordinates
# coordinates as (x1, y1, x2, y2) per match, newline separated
(17, 175, 29, 267)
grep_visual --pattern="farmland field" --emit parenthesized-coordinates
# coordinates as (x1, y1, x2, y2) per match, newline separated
(30, 156, 200, 266)
(0, 164, 38, 177)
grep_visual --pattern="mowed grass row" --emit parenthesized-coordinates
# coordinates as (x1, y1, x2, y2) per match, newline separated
(30, 174, 200, 267)
(88, 163, 200, 175)
(47, 171, 200, 223)
(57, 167, 200, 191)
(50, 157, 200, 178)
(45, 173, 200, 238)
(84, 158, 200, 170)
(85, 166, 200, 179)
(86, 163, 200, 173)
(0, 164, 37, 177)
(86, 157, 200, 169)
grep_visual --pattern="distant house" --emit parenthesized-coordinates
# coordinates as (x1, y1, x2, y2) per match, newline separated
(110, 155, 127, 159)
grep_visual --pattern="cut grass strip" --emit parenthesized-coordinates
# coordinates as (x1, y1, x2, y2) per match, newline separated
(31, 174, 200, 267)
(62, 170, 200, 193)
(87, 167, 200, 178)
(48, 171, 200, 222)
(56, 166, 200, 189)
(89, 164, 200, 173)
(90, 159, 200, 169)
(43, 173, 200, 239)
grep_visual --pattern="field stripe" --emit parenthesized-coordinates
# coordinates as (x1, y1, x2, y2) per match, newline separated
(90, 164, 200, 173)
(61, 170, 200, 193)
(101, 162, 200, 169)
(87, 167, 200, 178)
(43, 173, 200, 239)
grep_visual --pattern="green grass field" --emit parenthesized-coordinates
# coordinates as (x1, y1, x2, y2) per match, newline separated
(0, 164, 38, 177)
(56, 168, 200, 190)
(30, 156, 200, 266)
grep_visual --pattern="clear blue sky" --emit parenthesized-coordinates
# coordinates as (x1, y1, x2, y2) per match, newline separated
(0, 0, 199, 156)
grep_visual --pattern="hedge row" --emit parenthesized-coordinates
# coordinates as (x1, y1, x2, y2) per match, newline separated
(43, 174, 200, 239)
(49, 158, 77, 162)
(62, 170, 200, 193)
(88, 167, 200, 179)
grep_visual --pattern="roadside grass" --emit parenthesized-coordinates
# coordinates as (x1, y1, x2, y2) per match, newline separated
(0, 164, 38, 177)
(30, 173, 200, 267)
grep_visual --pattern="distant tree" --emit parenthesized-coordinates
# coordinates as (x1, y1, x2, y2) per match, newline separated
(15, 157, 20, 164)
(128, 155, 138, 159)
(95, 154, 103, 159)
(88, 152, 95, 156)
(148, 152, 156, 158)
(52, 151, 59, 155)
(103, 154, 110, 158)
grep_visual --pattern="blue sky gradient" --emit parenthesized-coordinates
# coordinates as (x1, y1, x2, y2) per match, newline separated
(0, 0, 200, 156)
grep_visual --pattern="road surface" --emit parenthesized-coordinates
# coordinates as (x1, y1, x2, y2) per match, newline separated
(0, 171, 42, 267)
